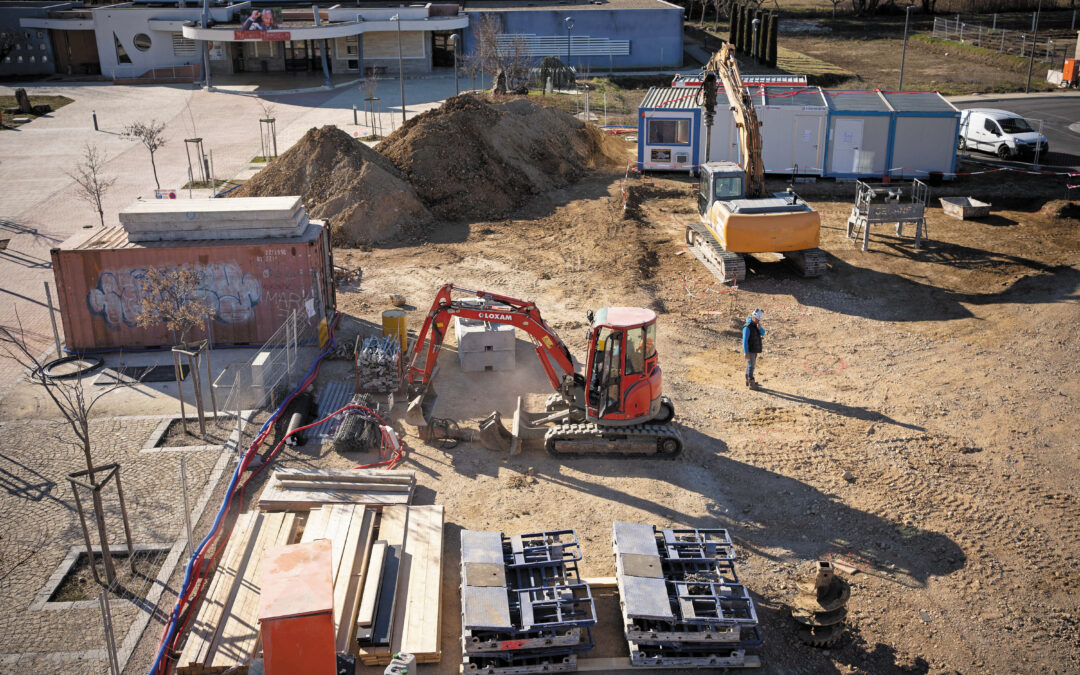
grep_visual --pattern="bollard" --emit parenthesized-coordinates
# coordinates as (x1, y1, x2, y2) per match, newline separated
(92, 109, 98, 131)
(353, 104, 358, 125)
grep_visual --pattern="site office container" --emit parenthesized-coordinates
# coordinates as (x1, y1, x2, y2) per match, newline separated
(822, 89, 958, 180)
(50, 222, 336, 351)
(638, 87, 702, 172)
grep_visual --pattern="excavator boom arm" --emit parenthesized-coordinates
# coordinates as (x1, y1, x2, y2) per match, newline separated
(712, 44, 765, 198)
(405, 284, 577, 394)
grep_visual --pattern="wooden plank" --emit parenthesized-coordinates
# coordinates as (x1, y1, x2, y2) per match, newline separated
(207, 512, 297, 669)
(395, 505, 444, 660)
(357, 505, 409, 661)
(356, 540, 387, 628)
(194, 511, 264, 666)
(334, 507, 374, 654)
(299, 507, 330, 544)
(581, 576, 618, 589)
(274, 468, 416, 483)
(278, 480, 413, 492)
(179, 512, 256, 669)
(258, 476, 413, 510)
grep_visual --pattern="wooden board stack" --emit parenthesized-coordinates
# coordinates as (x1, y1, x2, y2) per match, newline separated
(177, 498, 443, 673)
(356, 504, 445, 666)
(258, 468, 415, 511)
(177, 511, 298, 675)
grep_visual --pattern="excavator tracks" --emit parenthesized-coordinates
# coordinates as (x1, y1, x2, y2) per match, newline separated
(544, 423, 684, 459)
(685, 222, 746, 283)
(786, 248, 828, 278)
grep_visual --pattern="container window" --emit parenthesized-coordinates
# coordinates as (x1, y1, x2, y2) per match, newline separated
(133, 33, 152, 52)
(114, 33, 131, 63)
(648, 119, 690, 145)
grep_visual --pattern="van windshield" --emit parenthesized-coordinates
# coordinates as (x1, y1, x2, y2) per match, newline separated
(998, 117, 1033, 134)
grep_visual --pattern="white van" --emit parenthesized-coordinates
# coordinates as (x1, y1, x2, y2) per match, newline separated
(958, 108, 1049, 160)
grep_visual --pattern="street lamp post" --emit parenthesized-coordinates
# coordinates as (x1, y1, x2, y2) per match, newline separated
(899, 4, 915, 91)
(449, 34, 459, 95)
(1024, 0, 1042, 93)
(751, 17, 760, 63)
(565, 17, 575, 73)
(391, 14, 406, 126)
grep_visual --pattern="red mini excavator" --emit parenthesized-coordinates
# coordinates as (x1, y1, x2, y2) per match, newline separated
(403, 284, 682, 457)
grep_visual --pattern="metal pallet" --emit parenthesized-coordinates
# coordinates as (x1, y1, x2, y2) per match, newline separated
(614, 522, 763, 664)
(463, 653, 577, 674)
(462, 529, 597, 671)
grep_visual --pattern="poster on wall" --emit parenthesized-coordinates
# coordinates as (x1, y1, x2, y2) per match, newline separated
(207, 42, 226, 61)
(234, 7, 290, 41)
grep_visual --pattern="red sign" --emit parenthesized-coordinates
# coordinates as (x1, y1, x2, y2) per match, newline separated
(233, 30, 291, 41)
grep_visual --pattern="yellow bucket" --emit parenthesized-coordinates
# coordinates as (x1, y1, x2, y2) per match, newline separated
(382, 309, 407, 352)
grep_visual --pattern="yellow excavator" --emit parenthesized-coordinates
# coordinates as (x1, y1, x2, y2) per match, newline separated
(685, 45, 826, 282)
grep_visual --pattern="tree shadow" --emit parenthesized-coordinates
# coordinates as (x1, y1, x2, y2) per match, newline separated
(0, 450, 71, 510)
(517, 424, 964, 588)
(749, 253, 1080, 322)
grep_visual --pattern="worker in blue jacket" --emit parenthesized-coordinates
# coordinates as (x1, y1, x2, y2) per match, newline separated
(742, 309, 765, 389)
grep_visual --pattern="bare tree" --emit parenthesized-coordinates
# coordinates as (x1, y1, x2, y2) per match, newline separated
(66, 144, 116, 229)
(464, 13, 536, 91)
(135, 267, 215, 435)
(122, 119, 167, 189)
(0, 322, 134, 585)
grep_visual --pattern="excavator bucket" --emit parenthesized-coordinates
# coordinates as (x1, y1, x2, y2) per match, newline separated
(475, 397, 554, 456)
(405, 384, 437, 428)
(476, 411, 513, 453)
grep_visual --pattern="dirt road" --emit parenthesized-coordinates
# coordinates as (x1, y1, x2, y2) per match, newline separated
(329, 165, 1079, 673)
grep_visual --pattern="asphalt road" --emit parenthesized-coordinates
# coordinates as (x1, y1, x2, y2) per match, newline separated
(953, 96, 1080, 169)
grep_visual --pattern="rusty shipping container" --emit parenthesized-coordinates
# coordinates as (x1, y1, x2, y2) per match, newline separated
(51, 222, 336, 351)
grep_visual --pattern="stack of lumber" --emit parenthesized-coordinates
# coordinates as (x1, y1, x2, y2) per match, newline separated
(177, 511, 298, 675)
(258, 468, 415, 511)
(356, 504, 445, 666)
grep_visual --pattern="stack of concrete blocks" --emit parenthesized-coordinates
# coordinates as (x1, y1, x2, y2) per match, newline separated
(356, 335, 401, 392)
(119, 196, 308, 241)
(454, 299, 516, 373)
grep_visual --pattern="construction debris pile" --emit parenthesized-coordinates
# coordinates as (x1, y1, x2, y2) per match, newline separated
(356, 334, 402, 392)
(460, 529, 596, 674)
(612, 522, 762, 668)
(376, 94, 627, 221)
(231, 125, 431, 245)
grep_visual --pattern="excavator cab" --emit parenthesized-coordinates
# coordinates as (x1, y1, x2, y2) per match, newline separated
(584, 307, 663, 424)
(697, 162, 746, 216)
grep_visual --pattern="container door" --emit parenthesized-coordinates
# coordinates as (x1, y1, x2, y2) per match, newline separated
(830, 118, 863, 174)
(794, 115, 822, 174)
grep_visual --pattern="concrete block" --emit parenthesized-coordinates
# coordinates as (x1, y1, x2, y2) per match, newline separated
(121, 196, 309, 241)
(455, 302, 515, 354)
(459, 349, 515, 373)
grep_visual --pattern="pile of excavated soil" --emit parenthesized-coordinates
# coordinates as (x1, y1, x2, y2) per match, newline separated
(232, 125, 430, 244)
(376, 94, 627, 221)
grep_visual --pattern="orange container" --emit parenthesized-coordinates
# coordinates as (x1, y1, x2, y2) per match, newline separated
(259, 539, 337, 675)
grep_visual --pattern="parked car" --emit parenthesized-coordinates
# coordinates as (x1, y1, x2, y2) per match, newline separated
(958, 108, 1049, 160)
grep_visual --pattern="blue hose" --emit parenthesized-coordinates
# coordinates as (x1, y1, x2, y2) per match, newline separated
(146, 328, 336, 674)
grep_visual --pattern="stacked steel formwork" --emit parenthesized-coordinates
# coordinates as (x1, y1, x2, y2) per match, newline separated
(613, 522, 762, 668)
(460, 529, 597, 674)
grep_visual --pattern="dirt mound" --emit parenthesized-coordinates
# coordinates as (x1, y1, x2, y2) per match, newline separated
(376, 94, 627, 221)
(231, 125, 430, 244)
(1040, 200, 1080, 220)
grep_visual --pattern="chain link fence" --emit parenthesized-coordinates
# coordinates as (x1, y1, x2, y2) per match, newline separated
(931, 14, 1078, 65)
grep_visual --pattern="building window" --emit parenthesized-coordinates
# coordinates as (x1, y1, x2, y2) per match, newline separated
(37, 31, 43, 38)
(114, 33, 131, 63)
(29, 55, 35, 63)
(17, 55, 23, 63)
(133, 33, 152, 52)
(42, 55, 48, 62)
(171, 32, 197, 56)
(40, 42, 46, 50)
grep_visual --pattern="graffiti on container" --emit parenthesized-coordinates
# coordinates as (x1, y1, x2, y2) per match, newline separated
(263, 290, 307, 317)
(87, 262, 263, 328)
